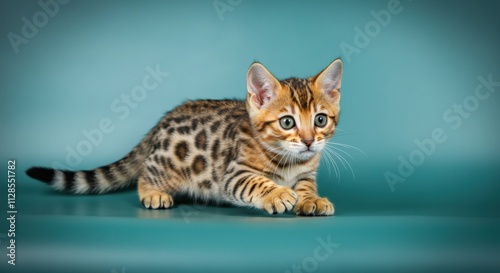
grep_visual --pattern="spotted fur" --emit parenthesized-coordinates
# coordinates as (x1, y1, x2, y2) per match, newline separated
(27, 59, 343, 216)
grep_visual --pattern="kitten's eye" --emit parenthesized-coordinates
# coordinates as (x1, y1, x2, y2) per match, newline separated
(314, 114, 328, 127)
(279, 116, 295, 130)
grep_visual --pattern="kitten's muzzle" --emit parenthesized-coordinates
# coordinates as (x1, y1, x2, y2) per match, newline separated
(301, 138, 314, 147)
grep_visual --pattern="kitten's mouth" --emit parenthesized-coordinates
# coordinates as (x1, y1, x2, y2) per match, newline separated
(299, 149, 316, 157)
(303, 146, 315, 152)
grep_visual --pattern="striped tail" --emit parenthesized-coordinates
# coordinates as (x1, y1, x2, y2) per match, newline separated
(26, 133, 155, 194)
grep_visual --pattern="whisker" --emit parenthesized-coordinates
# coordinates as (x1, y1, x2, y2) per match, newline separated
(326, 142, 366, 156)
(330, 145, 356, 161)
(321, 145, 332, 176)
(333, 128, 366, 137)
(332, 150, 356, 181)
(274, 148, 288, 178)
(262, 146, 285, 173)
(321, 145, 340, 180)
(322, 138, 364, 182)
(328, 147, 348, 172)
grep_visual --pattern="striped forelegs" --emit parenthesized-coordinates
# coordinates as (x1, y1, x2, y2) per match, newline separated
(231, 174, 298, 214)
(293, 179, 334, 216)
(138, 176, 174, 209)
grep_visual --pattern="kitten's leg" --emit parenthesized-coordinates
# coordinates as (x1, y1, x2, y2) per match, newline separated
(293, 179, 334, 216)
(138, 176, 175, 209)
(229, 173, 298, 214)
(137, 154, 181, 209)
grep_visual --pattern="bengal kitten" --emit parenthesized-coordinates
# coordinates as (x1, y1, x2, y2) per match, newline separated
(27, 59, 343, 216)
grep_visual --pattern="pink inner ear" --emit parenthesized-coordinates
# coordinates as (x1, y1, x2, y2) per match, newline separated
(247, 63, 281, 109)
(259, 83, 273, 103)
(252, 93, 264, 109)
(315, 59, 343, 97)
(330, 89, 340, 100)
(319, 71, 341, 95)
(253, 89, 272, 109)
(249, 77, 276, 108)
(326, 78, 340, 93)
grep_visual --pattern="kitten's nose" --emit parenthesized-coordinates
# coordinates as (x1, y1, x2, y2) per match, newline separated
(301, 138, 314, 147)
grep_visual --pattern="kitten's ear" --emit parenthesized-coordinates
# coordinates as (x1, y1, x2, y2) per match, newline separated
(313, 58, 343, 105)
(246, 62, 281, 110)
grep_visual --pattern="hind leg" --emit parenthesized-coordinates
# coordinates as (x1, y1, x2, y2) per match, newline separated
(137, 153, 183, 209)
(138, 176, 174, 209)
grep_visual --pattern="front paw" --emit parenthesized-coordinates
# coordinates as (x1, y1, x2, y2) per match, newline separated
(261, 186, 298, 214)
(294, 197, 334, 216)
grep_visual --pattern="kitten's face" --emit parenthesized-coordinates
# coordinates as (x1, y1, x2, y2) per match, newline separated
(256, 80, 339, 160)
(246, 59, 343, 161)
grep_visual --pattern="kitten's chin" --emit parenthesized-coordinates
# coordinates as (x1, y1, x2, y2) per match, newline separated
(295, 150, 317, 161)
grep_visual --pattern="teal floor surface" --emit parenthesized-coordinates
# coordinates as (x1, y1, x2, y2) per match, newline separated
(2, 173, 499, 273)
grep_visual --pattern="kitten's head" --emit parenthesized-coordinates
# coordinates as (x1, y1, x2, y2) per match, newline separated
(246, 59, 343, 161)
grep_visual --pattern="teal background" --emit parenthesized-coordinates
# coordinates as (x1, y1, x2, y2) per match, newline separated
(1, 0, 499, 272)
